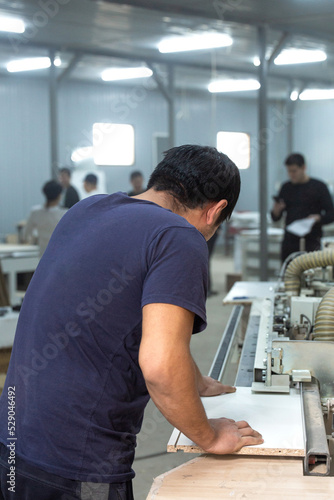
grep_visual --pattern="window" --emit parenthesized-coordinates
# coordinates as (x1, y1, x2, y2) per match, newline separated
(217, 131, 250, 169)
(93, 123, 135, 166)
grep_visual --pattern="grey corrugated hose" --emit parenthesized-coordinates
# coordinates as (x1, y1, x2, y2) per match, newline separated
(313, 287, 334, 341)
(284, 250, 334, 295)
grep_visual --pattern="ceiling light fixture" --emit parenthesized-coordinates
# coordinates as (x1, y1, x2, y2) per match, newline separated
(0, 16, 25, 33)
(274, 49, 327, 65)
(101, 67, 153, 81)
(299, 89, 334, 100)
(253, 56, 260, 67)
(7, 57, 51, 73)
(208, 79, 260, 93)
(158, 33, 232, 53)
(290, 90, 299, 101)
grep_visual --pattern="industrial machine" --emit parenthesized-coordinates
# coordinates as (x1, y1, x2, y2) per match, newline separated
(228, 249, 334, 477)
(159, 249, 334, 500)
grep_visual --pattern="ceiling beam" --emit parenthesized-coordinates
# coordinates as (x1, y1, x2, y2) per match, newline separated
(146, 62, 172, 102)
(267, 32, 291, 67)
(57, 53, 83, 84)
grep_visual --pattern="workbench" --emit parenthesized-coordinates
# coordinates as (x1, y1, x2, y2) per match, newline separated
(0, 244, 39, 306)
(146, 455, 334, 499)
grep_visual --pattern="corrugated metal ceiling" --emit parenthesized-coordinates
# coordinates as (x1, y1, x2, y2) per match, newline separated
(0, 0, 333, 98)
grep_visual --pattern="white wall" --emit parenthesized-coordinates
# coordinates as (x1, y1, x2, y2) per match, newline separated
(0, 77, 50, 240)
(293, 99, 334, 196)
(0, 75, 297, 239)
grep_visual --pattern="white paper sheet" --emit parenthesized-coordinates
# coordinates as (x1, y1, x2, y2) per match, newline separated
(286, 217, 315, 237)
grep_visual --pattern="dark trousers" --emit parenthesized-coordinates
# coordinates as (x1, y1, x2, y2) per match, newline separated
(281, 233, 321, 262)
(0, 443, 134, 500)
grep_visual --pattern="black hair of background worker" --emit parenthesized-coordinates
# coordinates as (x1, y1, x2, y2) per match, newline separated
(83, 172, 98, 197)
(271, 152, 334, 262)
(0, 145, 263, 500)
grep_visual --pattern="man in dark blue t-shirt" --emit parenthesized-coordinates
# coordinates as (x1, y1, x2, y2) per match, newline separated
(0, 145, 262, 500)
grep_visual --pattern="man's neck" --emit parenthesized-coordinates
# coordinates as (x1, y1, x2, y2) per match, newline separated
(298, 174, 309, 184)
(45, 200, 59, 208)
(133, 188, 181, 213)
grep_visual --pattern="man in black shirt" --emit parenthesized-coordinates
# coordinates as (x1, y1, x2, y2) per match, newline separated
(271, 153, 334, 262)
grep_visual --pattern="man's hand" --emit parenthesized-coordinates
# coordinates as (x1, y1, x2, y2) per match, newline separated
(203, 417, 264, 454)
(307, 214, 321, 223)
(272, 199, 286, 217)
(198, 376, 236, 397)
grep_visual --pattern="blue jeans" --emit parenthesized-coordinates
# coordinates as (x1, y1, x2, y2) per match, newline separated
(0, 443, 134, 500)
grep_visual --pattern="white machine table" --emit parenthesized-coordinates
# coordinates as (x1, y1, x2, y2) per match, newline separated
(0, 244, 39, 306)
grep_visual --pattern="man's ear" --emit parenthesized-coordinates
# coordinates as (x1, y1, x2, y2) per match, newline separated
(206, 199, 228, 225)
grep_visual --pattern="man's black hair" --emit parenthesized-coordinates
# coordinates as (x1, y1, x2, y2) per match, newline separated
(59, 167, 71, 177)
(147, 145, 240, 223)
(130, 171, 143, 181)
(285, 153, 305, 168)
(84, 173, 98, 186)
(42, 181, 62, 201)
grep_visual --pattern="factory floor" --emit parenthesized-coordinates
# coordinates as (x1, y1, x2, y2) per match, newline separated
(0, 247, 237, 500)
(133, 249, 237, 500)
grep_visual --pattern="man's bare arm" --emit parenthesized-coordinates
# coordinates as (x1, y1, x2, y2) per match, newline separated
(139, 303, 263, 454)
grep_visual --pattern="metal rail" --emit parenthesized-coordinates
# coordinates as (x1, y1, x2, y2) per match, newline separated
(235, 314, 260, 387)
(301, 381, 331, 476)
(208, 305, 243, 381)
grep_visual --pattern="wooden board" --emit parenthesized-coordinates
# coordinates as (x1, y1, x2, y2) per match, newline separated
(146, 455, 334, 499)
(168, 387, 304, 457)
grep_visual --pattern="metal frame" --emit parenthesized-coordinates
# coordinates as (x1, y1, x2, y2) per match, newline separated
(208, 305, 243, 381)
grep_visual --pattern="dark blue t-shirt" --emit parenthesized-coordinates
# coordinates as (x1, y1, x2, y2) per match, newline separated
(0, 193, 208, 482)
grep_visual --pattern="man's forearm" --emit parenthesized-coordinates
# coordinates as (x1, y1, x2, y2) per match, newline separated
(144, 350, 216, 451)
(192, 358, 206, 394)
(140, 303, 263, 455)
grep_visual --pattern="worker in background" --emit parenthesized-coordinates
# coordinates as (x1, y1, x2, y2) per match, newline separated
(128, 170, 145, 196)
(83, 172, 99, 197)
(0, 145, 262, 500)
(24, 180, 67, 257)
(271, 153, 334, 262)
(58, 167, 80, 209)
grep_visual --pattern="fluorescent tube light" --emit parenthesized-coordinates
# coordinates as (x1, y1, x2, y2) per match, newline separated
(7, 57, 51, 73)
(290, 90, 299, 101)
(208, 79, 260, 93)
(299, 89, 334, 100)
(158, 33, 232, 53)
(101, 67, 153, 81)
(0, 16, 25, 33)
(274, 49, 327, 65)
